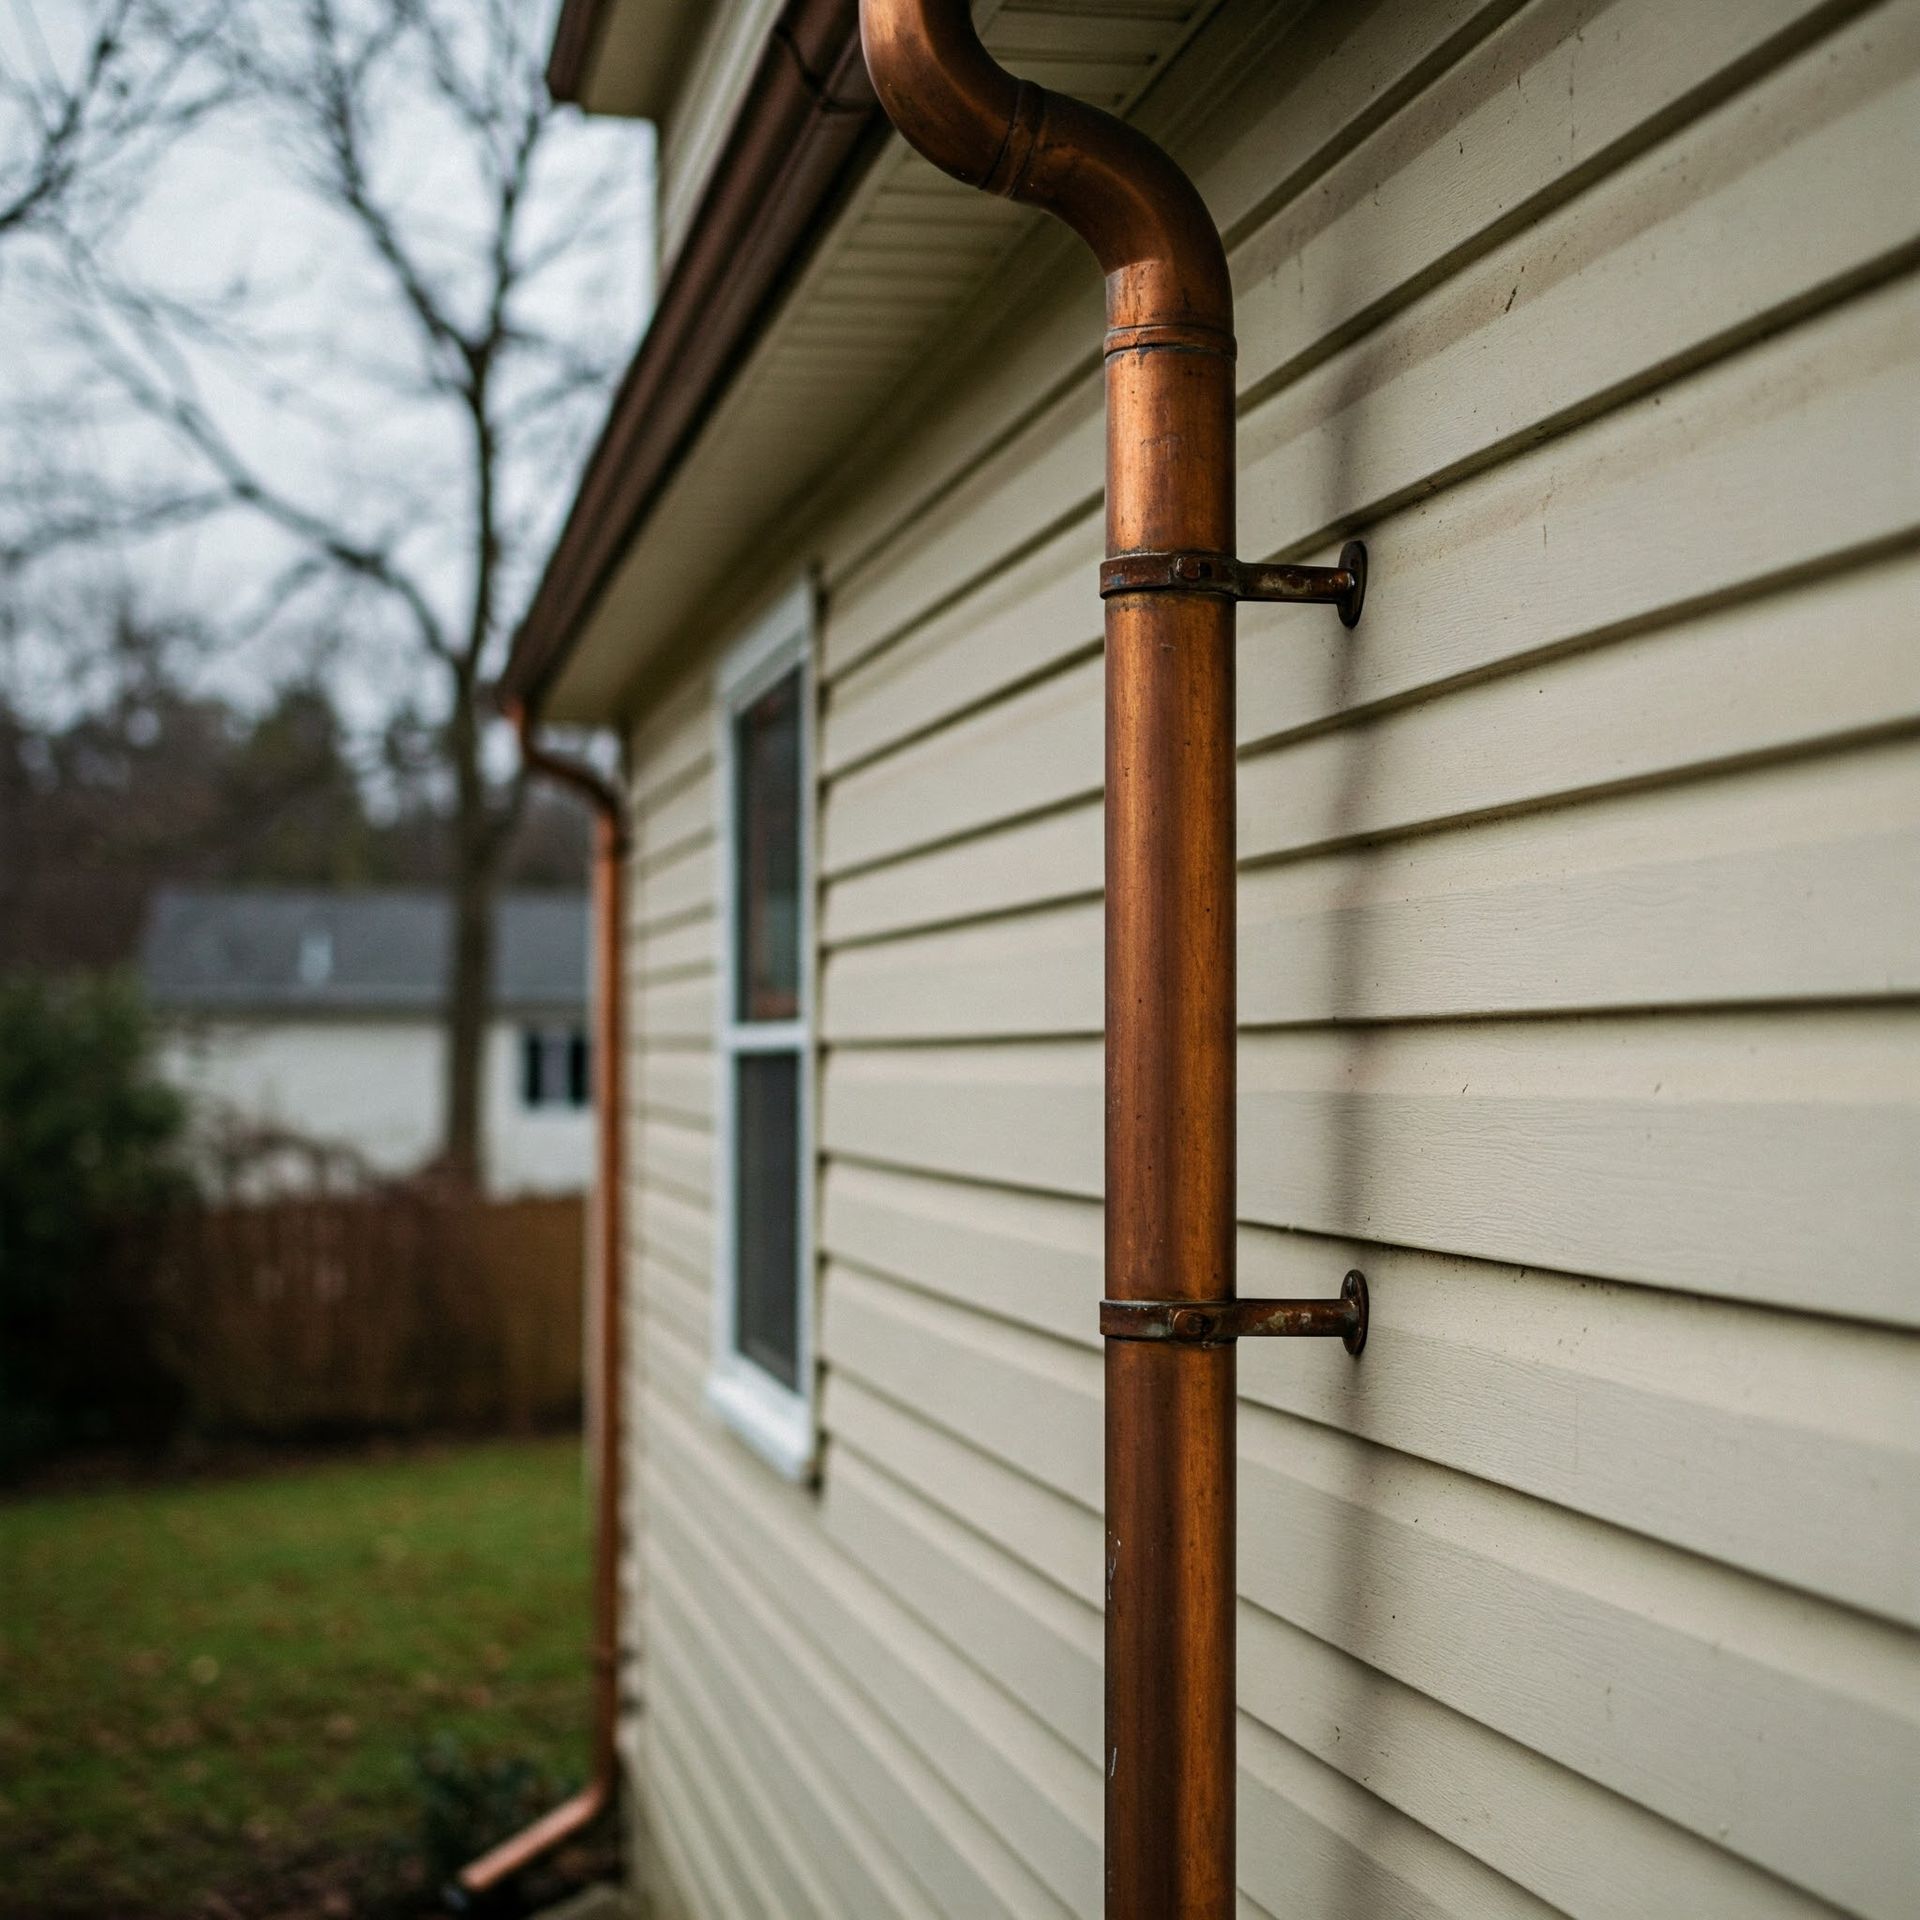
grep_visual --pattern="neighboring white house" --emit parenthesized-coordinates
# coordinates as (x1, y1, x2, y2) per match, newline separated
(142, 887, 593, 1198)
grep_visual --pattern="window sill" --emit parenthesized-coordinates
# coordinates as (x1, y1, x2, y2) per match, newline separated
(705, 1363, 814, 1483)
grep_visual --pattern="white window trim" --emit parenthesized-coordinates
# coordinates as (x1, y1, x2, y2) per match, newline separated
(706, 581, 816, 1481)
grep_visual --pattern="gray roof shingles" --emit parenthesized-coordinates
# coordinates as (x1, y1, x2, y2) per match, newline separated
(141, 886, 587, 1015)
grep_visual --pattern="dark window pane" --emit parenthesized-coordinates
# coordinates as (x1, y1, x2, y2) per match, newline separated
(734, 1050, 800, 1389)
(734, 666, 802, 1022)
(520, 1029, 542, 1107)
(568, 1031, 590, 1107)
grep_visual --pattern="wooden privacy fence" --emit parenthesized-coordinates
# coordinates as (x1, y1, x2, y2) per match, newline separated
(132, 1188, 585, 1438)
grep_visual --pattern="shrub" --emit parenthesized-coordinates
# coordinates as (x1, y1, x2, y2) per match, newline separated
(0, 973, 191, 1472)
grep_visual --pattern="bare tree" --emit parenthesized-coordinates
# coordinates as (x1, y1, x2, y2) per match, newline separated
(17, 0, 643, 1185)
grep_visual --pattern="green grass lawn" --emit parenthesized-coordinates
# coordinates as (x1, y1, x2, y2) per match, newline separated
(0, 1438, 595, 1919)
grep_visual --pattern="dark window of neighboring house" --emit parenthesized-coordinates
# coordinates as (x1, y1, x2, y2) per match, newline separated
(522, 1026, 589, 1109)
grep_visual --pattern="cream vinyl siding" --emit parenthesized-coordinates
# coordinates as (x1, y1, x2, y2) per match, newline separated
(614, 0, 1920, 1914)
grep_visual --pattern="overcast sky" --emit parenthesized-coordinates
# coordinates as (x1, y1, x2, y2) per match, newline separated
(0, 0, 654, 748)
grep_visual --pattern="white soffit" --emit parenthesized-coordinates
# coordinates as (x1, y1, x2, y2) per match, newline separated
(543, 0, 1228, 724)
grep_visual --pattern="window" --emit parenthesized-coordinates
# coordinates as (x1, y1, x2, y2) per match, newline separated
(521, 1025, 590, 1110)
(708, 586, 815, 1478)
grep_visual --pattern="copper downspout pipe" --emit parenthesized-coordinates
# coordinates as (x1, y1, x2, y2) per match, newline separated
(451, 702, 629, 1903)
(860, 7, 1239, 1913)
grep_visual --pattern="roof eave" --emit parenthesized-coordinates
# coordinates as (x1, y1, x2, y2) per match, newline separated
(544, 0, 605, 105)
(503, 0, 881, 718)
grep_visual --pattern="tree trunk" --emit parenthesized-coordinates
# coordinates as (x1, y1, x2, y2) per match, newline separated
(442, 677, 495, 1190)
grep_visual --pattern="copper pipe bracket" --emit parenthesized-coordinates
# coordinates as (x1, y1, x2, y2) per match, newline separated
(1099, 541, 1367, 628)
(1101, 1271, 1367, 1355)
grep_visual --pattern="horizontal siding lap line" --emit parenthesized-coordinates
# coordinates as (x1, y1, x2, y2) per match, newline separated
(632, 1240, 707, 1314)
(631, 1213, 712, 1293)
(627, 908, 712, 952)
(630, 919, 715, 974)
(1237, 1403, 1920, 1917)
(822, 290, 1920, 881)
(824, 1367, 1104, 1611)
(630, 899, 713, 945)
(629, 1098, 714, 1136)
(1233, 561, 1920, 867)
(822, 1298, 1094, 1515)
(824, 776, 1106, 896)
(628, 1209, 708, 1265)
(648, 1565, 950, 1919)
(631, 827, 710, 881)
(633, 830, 713, 892)
(824, 875, 1108, 958)
(631, 957, 712, 991)
(637, 1159, 714, 1205)
(627, 1035, 713, 1059)
(1235, 1598, 1848, 1920)
(822, 733, 1920, 1036)
(1237, 1711, 1563, 1920)
(631, 769, 713, 863)
(633, 1239, 706, 1294)
(640, 1300, 705, 1358)
(823, 1235, 1099, 1353)
(820, 1013, 1920, 1324)
(810, 1259, 1920, 1920)
(642, 1727, 753, 1920)
(633, 1267, 706, 1345)
(823, 792, 1106, 949)
(626, 703, 710, 811)
(639, 1324, 708, 1422)
(645, 1651, 913, 1920)
(628, 748, 711, 822)
(638, 1108, 715, 1147)
(820, 1164, 1920, 1625)
(823, 1257, 1105, 1502)
(644, 1661, 831, 1918)
(631, 1086, 713, 1129)
(643, 1706, 812, 1916)
(827, 1111, 1907, 1337)
(824, 303, 1918, 878)
(1226, 0, 1892, 425)
(649, 1401, 1103, 1914)
(1219, 41, 1920, 639)
(821, 1235, 1920, 1629)
(628, 1171, 712, 1218)
(824, 623, 1104, 787)
(824, 1446, 1103, 1767)
(814, 560, 1920, 883)
(633, 1228, 710, 1290)
(824, 577, 1919, 962)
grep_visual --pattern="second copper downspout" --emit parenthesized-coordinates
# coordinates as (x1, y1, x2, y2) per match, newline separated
(861, 7, 1365, 1914)
(451, 703, 628, 1903)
